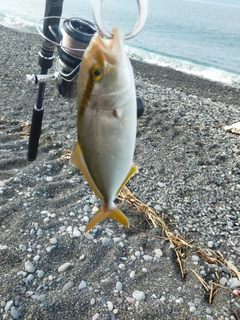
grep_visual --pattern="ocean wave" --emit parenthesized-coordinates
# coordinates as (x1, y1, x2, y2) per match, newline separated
(0, 13, 37, 33)
(126, 45, 240, 88)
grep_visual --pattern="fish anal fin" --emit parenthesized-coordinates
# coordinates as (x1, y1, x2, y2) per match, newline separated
(70, 142, 104, 201)
(85, 205, 129, 233)
(116, 163, 138, 196)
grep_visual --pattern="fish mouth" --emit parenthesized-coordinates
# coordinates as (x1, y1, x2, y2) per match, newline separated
(88, 27, 125, 65)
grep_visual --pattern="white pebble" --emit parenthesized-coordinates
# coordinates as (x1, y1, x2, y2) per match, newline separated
(25, 261, 35, 273)
(143, 254, 152, 261)
(135, 250, 141, 257)
(58, 262, 72, 273)
(102, 238, 111, 247)
(46, 245, 56, 253)
(116, 281, 122, 291)
(4, 300, 13, 311)
(33, 255, 40, 262)
(227, 277, 240, 289)
(142, 268, 147, 273)
(79, 280, 87, 290)
(154, 249, 163, 258)
(133, 290, 145, 301)
(83, 205, 91, 212)
(90, 298, 95, 305)
(73, 229, 81, 237)
(92, 313, 100, 320)
(50, 238, 57, 244)
(118, 263, 125, 270)
(83, 216, 89, 223)
(130, 271, 135, 278)
(107, 301, 113, 311)
(46, 177, 53, 182)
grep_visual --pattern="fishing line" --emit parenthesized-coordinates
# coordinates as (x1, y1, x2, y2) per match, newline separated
(37, 16, 87, 55)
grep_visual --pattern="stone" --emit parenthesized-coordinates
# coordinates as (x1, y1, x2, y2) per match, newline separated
(58, 262, 72, 273)
(133, 290, 145, 301)
(24, 261, 35, 273)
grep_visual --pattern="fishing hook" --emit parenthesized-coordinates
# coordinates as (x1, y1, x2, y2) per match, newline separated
(91, 0, 148, 39)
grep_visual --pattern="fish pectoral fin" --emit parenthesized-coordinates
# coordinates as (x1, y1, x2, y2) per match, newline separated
(85, 205, 129, 233)
(70, 142, 104, 201)
(116, 163, 138, 196)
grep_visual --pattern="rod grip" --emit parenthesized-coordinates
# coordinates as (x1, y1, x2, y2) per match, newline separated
(27, 108, 44, 161)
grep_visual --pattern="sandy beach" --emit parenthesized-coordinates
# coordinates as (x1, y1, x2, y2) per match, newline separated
(0, 25, 240, 320)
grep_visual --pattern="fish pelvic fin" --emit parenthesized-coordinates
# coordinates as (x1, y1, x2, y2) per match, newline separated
(85, 205, 129, 233)
(70, 142, 104, 201)
(116, 163, 138, 196)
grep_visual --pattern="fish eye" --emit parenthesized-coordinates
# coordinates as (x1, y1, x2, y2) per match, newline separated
(90, 65, 103, 81)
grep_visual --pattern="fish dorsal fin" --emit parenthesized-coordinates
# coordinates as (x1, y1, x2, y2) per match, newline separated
(116, 163, 138, 196)
(70, 142, 104, 201)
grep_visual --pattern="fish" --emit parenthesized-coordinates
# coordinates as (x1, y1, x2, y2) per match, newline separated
(70, 27, 137, 232)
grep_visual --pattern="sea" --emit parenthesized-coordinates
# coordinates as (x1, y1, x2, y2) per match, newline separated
(0, 0, 240, 87)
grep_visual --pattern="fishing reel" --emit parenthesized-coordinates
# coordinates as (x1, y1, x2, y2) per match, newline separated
(27, 17, 99, 99)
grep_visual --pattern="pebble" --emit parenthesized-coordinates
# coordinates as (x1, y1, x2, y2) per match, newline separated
(102, 238, 111, 247)
(49, 237, 57, 244)
(219, 277, 228, 286)
(90, 298, 95, 305)
(207, 241, 214, 248)
(158, 182, 166, 188)
(37, 229, 43, 237)
(83, 205, 91, 212)
(92, 313, 100, 320)
(206, 308, 212, 314)
(33, 255, 40, 262)
(73, 229, 81, 237)
(206, 316, 214, 320)
(227, 278, 240, 289)
(107, 301, 113, 311)
(126, 297, 135, 304)
(191, 255, 199, 262)
(116, 281, 122, 291)
(4, 300, 13, 311)
(37, 270, 45, 279)
(46, 177, 53, 182)
(58, 262, 72, 273)
(17, 271, 27, 278)
(133, 290, 145, 301)
(143, 254, 152, 261)
(79, 280, 87, 290)
(11, 308, 19, 319)
(154, 249, 163, 258)
(27, 274, 34, 282)
(24, 261, 35, 273)
(130, 271, 135, 278)
(62, 281, 74, 292)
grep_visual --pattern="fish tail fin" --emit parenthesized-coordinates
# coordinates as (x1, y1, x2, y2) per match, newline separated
(84, 205, 129, 233)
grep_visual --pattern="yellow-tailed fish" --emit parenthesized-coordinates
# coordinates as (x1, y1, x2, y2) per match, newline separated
(70, 27, 137, 232)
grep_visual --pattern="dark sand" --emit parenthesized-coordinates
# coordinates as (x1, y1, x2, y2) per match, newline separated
(0, 25, 240, 319)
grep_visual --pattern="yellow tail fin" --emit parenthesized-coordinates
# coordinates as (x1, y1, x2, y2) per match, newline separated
(85, 205, 129, 232)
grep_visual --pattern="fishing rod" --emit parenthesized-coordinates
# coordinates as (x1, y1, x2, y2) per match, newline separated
(27, 0, 146, 161)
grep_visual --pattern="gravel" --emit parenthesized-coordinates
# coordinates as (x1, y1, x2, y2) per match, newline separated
(0, 24, 239, 319)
